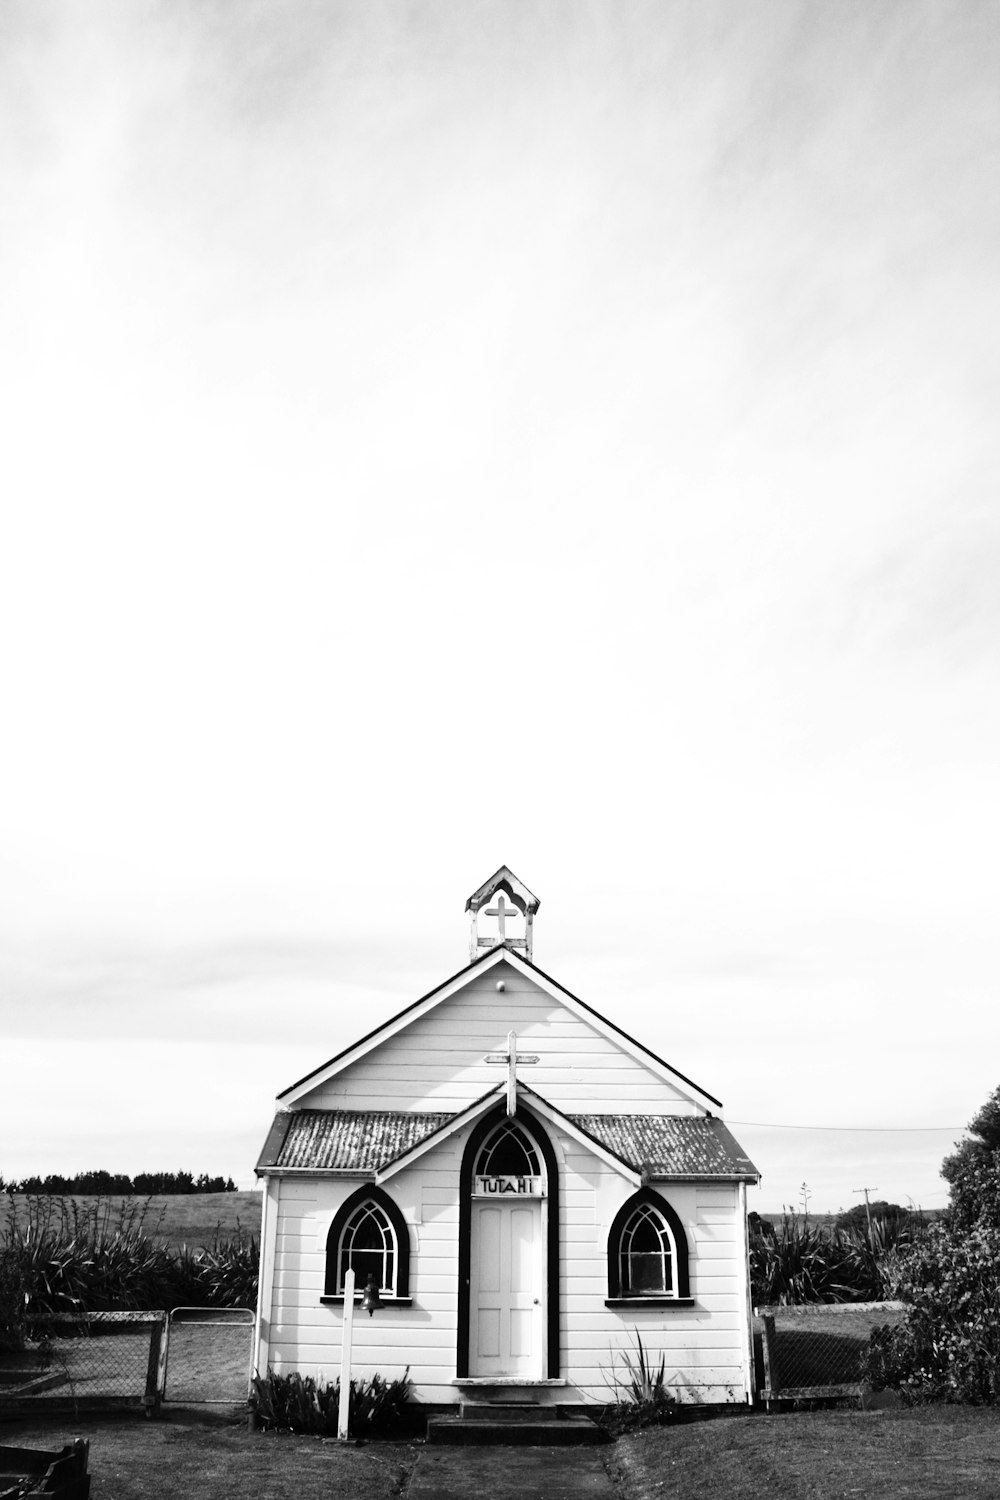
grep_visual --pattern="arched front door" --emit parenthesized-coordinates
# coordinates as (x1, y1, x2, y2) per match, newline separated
(457, 1105, 560, 1379)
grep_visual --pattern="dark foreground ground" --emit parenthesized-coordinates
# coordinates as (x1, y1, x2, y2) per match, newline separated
(608, 1405, 1000, 1500)
(3, 1404, 1000, 1499)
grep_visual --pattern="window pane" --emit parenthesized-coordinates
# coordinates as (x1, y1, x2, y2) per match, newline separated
(627, 1251, 669, 1293)
(476, 1123, 541, 1177)
(339, 1202, 396, 1293)
(628, 1216, 662, 1253)
(347, 1248, 393, 1292)
(350, 1208, 389, 1253)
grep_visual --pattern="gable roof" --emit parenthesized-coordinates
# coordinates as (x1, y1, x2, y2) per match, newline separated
(277, 944, 722, 1111)
(465, 866, 540, 915)
(257, 1096, 759, 1183)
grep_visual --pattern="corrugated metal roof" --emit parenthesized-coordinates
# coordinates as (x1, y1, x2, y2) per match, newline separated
(567, 1114, 759, 1180)
(272, 1109, 454, 1171)
(261, 1106, 758, 1180)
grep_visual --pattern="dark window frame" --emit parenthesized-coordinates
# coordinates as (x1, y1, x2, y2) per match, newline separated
(321, 1184, 412, 1305)
(605, 1188, 694, 1307)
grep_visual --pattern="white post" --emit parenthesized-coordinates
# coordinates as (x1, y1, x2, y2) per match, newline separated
(737, 1181, 754, 1405)
(338, 1268, 355, 1442)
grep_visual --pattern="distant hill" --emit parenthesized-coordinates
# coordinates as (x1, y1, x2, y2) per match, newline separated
(3, 1191, 263, 1250)
(753, 1209, 940, 1231)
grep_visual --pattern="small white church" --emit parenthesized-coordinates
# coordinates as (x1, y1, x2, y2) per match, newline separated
(253, 868, 760, 1410)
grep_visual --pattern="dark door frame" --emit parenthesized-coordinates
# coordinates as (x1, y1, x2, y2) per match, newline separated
(456, 1101, 560, 1379)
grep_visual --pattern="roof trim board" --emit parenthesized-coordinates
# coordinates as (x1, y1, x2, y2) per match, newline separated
(277, 945, 721, 1111)
(262, 1168, 377, 1179)
(255, 1111, 293, 1175)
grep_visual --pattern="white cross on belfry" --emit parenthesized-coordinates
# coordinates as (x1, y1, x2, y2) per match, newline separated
(486, 1030, 541, 1117)
(485, 893, 517, 940)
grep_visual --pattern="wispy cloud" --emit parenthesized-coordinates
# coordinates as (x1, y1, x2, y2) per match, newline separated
(1, 0, 997, 1209)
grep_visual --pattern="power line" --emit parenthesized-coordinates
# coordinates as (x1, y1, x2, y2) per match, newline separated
(727, 1120, 964, 1133)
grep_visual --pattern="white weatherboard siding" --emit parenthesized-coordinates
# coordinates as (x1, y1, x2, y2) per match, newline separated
(262, 1122, 752, 1405)
(553, 1147, 750, 1406)
(266, 1139, 466, 1399)
(299, 964, 700, 1114)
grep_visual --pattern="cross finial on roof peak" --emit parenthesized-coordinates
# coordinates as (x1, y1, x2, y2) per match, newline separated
(466, 866, 539, 964)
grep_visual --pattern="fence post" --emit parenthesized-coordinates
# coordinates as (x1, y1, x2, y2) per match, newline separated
(760, 1312, 778, 1412)
(144, 1314, 167, 1418)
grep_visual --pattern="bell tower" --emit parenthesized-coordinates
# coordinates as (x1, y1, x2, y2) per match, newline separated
(465, 865, 540, 964)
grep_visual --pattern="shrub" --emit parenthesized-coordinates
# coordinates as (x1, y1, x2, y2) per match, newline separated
(941, 1086, 1000, 1232)
(835, 1202, 909, 1233)
(865, 1221, 1000, 1404)
(249, 1367, 413, 1437)
(860, 1086, 1000, 1405)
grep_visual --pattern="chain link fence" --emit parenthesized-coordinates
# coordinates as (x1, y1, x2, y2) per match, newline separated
(0, 1312, 165, 1416)
(755, 1300, 907, 1407)
(0, 1307, 254, 1417)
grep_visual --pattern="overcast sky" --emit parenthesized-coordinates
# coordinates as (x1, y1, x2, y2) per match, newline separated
(2, 0, 998, 1212)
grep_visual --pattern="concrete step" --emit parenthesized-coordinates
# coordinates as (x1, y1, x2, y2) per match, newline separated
(460, 1403, 561, 1422)
(427, 1413, 605, 1446)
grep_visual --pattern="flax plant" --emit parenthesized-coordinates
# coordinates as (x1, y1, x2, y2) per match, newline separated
(0, 1196, 259, 1330)
(601, 1329, 678, 1432)
(750, 1211, 928, 1307)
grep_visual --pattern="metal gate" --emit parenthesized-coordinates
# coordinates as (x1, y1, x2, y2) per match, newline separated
(161, 1307, 255, 1407)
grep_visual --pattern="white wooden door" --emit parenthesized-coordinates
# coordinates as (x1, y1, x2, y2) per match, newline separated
(470, 1201, 542, 1377)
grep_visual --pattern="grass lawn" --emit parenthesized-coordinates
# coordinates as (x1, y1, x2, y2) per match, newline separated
(608, 1406, 1000, 1500)
(0, 1412, 416, 1499)
(5, 1406, 1000, 1498)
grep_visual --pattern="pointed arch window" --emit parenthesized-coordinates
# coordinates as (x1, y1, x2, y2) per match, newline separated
(322, 1185, 411, 1305)
(606, 1189, 693, 1307)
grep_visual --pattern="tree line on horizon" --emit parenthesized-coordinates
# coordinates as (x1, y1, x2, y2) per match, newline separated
(1, 1169, 237, 1195)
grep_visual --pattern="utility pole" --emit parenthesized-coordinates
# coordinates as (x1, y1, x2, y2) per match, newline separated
(853, 1186, 877, 1235)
